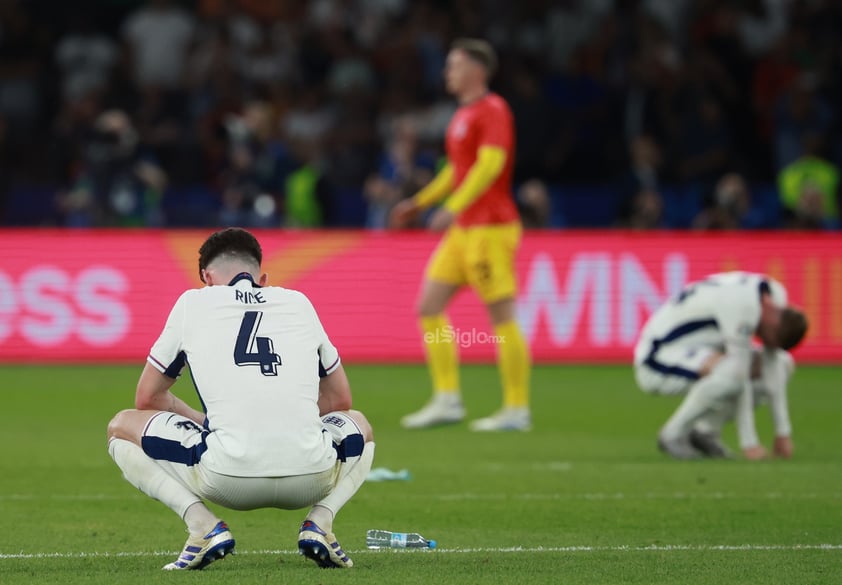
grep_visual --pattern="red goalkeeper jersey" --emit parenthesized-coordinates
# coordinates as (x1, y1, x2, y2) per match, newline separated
(445, 92, 519, 227)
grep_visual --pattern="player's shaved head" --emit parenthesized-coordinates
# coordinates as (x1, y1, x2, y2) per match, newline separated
(198, 228, 263, 284)
(451, 38, 497, 78)
(777, 307, 808, 351)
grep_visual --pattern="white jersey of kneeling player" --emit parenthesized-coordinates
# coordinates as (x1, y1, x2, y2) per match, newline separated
(634, 271, 787, 395)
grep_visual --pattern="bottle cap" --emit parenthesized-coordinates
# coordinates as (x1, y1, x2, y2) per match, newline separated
(428, 540, 437, 549)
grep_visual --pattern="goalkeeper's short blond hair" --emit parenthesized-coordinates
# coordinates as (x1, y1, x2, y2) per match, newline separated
(451, 38, 497, 78)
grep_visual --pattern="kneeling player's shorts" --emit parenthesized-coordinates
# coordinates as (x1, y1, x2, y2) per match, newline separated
(633, 342, 718, 396)
(426, 222, 521, 303)
(139, 411, 364, 510)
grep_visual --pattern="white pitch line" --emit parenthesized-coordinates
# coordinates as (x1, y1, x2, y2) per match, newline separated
(434, 492, 842, 501)
(2, 491, 841, 502)
(0, 494, 140, 501)
(427, 544, 842, 553)
(2, 544, 842, 560)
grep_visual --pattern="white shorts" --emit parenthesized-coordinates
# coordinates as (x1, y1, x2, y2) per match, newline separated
(140, 411, 364, 511)
(634, 343, 718, 396)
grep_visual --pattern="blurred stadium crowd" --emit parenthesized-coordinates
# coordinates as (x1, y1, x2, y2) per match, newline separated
(0, 0, 840, 229)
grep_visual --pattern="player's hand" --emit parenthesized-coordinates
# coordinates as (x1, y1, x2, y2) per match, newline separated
(428, 208, 455, 232)
(773, 436, 793, 459)
(742, 445, 768, 460)
(389, 199, 420, 229)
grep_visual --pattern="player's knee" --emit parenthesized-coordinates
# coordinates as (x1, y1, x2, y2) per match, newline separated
(106, 409, 135, 441)
(417, 297, 441, 318)
(633, 366, 657, 394)
(706, 358, 744, 394)
(486, 297, 516, 325)
(347, 409, 374, 442)
(417, 282, 454, 317)
(699, 352, 725, 378)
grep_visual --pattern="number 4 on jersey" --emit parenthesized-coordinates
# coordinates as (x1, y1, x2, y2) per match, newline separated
(234, 311, 281, 376)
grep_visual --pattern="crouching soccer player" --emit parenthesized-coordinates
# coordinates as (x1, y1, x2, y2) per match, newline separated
(106, 228, 374, 570)
(633, 272, 808, 460)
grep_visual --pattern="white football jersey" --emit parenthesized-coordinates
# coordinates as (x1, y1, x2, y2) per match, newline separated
(147, 275, 341, 477)
(634, 272, 788, 368)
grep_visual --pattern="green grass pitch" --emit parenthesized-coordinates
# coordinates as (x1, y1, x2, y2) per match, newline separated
(1, 363, 840, 584)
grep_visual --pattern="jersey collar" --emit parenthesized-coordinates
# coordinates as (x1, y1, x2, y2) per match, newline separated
(228, 272, 261, 287)
(460, 89, 490, 107)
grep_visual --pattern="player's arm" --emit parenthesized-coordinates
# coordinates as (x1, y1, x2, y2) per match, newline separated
(389, 164, 454, 228)
(135, 362, 205, 425)
(137, 291, 204, 425)
(734, 376, 766, 460)
(414, 163, 455, 208)
(769, 385, 794, 459)
(728, 345, 769, 460)
(318, 363, 353, 416)
(442, 145, 507, 214)
(764, 351, 794, 458)
(306, 291, 351, 415)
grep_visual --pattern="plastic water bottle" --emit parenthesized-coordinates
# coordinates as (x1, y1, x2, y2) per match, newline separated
(366, 467, 412, 482)
(366, 529, 437, 549)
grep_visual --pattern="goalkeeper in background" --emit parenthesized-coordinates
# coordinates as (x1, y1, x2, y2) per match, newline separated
(390, 38, 531, 431)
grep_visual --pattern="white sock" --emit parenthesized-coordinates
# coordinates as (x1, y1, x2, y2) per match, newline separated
(183, 502, 220, 537)
(434, 393, 462, 405)
(108, 438, 216, 535)
(661, 366, 741, 441)
(306, 504, 334, 531)
(307, 442, 376, 533)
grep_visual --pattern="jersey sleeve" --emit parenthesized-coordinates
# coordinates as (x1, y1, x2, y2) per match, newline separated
(296, 291, 341, 378)
(316, 317, 341, 378)
(147, 290, 191, 379)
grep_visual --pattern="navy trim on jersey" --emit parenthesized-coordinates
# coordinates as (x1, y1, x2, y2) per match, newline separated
(161, 351, 186, 379)
(185, 355, 210, 429)
(758, 279, 770, 298)
(228, 272, 261, 287)
(644, 318, 718, 380)
(148, 354, 167, 372)
(645, 358, 700, 380)
(141, 433, 208, 466)
(332, 433, 364, 462)
(318, 354, 340, 378)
